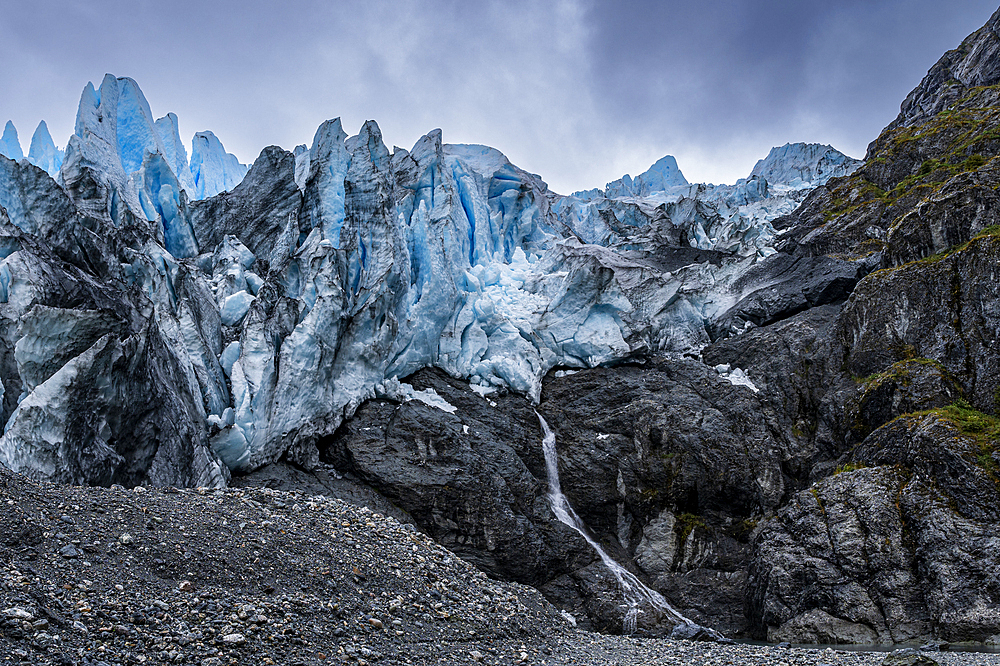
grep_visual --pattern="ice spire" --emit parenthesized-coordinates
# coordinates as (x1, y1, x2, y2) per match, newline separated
(27, 121, 64, 176)
(0, 121, 23, 161)
(190, 131, 248, 199)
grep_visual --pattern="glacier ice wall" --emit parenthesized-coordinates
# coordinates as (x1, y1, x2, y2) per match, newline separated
(0, 76, 863, 487)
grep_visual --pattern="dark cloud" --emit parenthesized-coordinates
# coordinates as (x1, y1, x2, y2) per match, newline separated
(0, 0, 997, 193)
(585, 0, 1000, 182)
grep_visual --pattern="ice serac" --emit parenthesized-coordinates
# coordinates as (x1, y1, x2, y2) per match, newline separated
(0, 204, 227, 488)
(604, 155, 689, 198)
(60, 74, 169, 221)
(154, 112, 196, 195)
(748, 142, 861, 188)
(27, 121, 65, 177)
(0, 122, 23, 161)
(190, 131, 249, 199)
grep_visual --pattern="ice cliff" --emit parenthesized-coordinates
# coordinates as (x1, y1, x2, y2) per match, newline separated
(0, 75, 861, 487)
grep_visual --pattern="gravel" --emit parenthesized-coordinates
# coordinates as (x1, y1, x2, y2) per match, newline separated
(2, 464, 998, 666)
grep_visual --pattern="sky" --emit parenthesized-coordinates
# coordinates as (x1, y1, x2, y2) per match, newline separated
(0, 0, 998, 194)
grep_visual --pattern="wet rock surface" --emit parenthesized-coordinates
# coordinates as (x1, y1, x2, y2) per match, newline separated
(316, 361, 789, 637)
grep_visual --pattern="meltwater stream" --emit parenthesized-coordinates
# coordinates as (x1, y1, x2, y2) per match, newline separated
(537, 413, 694, 634)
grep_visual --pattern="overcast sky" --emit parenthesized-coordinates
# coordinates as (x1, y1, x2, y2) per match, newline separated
(1, 1, 998, 194)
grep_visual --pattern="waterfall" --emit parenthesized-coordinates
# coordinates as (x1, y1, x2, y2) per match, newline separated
(537, 412, 693, 633)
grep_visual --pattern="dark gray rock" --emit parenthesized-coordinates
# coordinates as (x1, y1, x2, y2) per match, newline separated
(884, 164, 1000, 266)
(669, 622, 724, 642)
(883, 648, 941, 665)
(748, 466, 930, 644)
(839, 234, 1000, 414)
(710, 253, 871, 337)
(321, 360, 788, 637)
(704, 304, 855, 479)
(230, 461, 415, 527)
(845, 359, 963, 444)
(749, 411, 1000, 644)
(188, 146, 302, 270)
(323, 368, 593, 601)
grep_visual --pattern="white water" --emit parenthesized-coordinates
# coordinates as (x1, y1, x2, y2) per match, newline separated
(537, 412, 693, 633)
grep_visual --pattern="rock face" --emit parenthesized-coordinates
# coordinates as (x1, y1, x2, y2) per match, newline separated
(736, 11, 1000, 642)
(322, 361, 785, 636)
(749, 410, 1000, 644)
(888, 7, 1000, 132)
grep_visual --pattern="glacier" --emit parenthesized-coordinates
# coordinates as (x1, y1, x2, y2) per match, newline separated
(0, 74, 863, 487)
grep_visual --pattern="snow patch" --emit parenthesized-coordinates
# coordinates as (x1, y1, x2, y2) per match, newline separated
(714, 364, 760, 393)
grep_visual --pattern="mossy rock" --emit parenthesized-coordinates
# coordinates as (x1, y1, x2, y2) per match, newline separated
(849, 405, 1000, 521)
(777, 85, 1000, 260)
(847, 358, 962, 443)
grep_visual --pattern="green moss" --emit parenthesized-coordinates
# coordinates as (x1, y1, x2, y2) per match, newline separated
(639, 487, 660, 500)
(675, 513, 707, 544)
(974, 224, 1000, 240)
(821, 181, 888, 223)
(966, 153, 987, 170)
(919, 400, 1000, 480)
(834, 461, 866, 475)
(821, 93, 1000, 230)
(864, 229, 1000, 282)
(729, 517, 759, 543)
(858, 357, 948, 388)
(932, 399, 1000, 441)
(808, 487, 826, 516)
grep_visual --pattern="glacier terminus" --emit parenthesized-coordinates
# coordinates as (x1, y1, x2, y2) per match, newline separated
(0, 74, 862, 489)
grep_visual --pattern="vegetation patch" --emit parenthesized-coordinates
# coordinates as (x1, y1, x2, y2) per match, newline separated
(857, 357, 949, 390)
(862, 228, 1000, 283)
(921, 400, 1000, 481)
(675, 512, 707, 544)
(834, 461, 867, 475)
(817, 88, 1000, 233)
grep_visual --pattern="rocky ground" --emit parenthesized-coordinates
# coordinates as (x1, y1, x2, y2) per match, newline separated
(3, 464, 998, 666)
